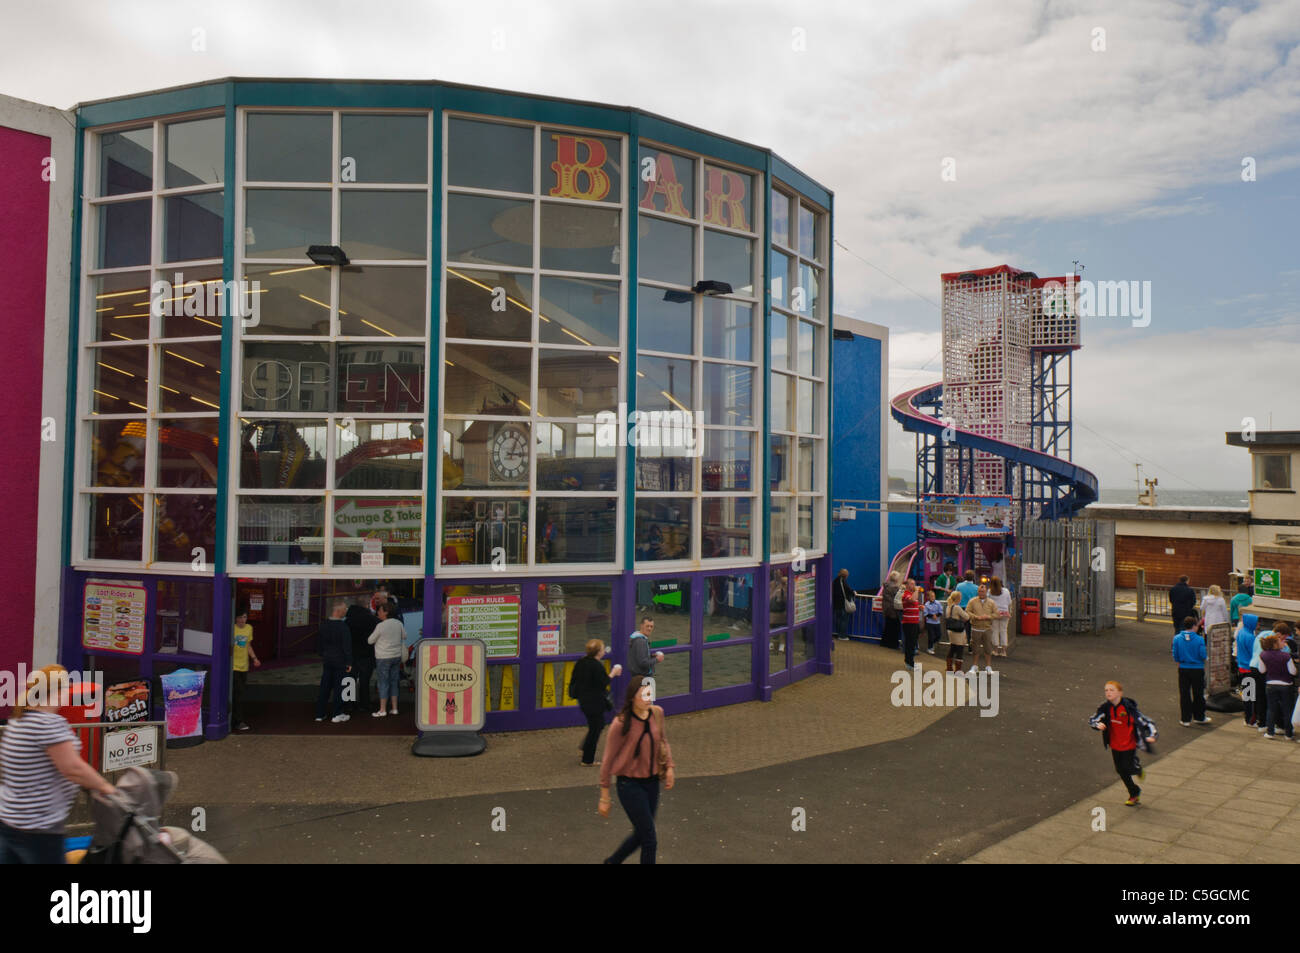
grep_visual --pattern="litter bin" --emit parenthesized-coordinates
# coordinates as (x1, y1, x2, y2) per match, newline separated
(1020, 598, 1041, 636)
(56, 681, 102, 771)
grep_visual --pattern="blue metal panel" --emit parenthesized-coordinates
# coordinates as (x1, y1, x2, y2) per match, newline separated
(233, 80, 432, 110)
(771, 153, 832, 209)
(79, 83, 226, 128)
(214, 83, 236, 575)
(829, 334, 884, 584)
(637, 114, 765, 171)
(439, 86, 631, 134)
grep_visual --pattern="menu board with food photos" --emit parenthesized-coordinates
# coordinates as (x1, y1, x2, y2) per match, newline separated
(83, 581, 147, 656)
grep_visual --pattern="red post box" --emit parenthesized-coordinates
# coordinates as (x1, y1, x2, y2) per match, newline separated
(1020, 598, 1041, 637)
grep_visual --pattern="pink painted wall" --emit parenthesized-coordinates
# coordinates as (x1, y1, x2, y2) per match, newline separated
(0, 125, 51, 692)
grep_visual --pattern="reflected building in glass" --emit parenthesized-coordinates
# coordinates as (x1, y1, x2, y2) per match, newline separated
(58, 79, 841, 735)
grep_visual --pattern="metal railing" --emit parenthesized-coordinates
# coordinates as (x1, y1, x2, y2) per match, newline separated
(0, 720, 167, 778)
(1133, 570, 1208, 623)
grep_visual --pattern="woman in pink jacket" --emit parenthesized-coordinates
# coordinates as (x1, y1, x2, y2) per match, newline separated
(598, 676, 676, 864)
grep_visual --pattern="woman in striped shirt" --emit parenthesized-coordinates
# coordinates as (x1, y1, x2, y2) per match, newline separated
(1, 665, 115, 864)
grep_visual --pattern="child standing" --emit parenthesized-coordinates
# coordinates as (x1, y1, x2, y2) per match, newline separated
(231, 608, 260, 732)
(1089, 681, 1157, 806)
(923, 590, 943, 655)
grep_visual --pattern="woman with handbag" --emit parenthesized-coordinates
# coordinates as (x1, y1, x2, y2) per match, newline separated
(833, 568, 855, 641)
(0, 665, 116, 864)
(942, 592, 970, 672)
(598, 675, 675, 864)
(569, 639, 622, 766)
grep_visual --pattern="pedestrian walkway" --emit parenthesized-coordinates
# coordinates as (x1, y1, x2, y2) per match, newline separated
(964, 722, 1300, 864)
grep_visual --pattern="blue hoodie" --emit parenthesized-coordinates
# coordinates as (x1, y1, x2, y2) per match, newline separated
(1235, 614, 1258, 670)
(1172, 628, 1206, 668)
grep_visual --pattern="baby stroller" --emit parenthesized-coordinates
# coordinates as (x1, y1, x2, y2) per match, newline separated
(80, 766, 226, 864)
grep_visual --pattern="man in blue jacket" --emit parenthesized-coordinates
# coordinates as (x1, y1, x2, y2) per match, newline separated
(1172, 616, 1209, 726)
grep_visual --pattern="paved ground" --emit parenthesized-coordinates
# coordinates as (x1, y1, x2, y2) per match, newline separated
(97, 617, 1288, 863)
(966, 719, 1300, 864)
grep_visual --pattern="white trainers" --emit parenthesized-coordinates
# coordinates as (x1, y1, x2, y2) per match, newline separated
(331, 713, 350, 723)
(985, 666, 993, 673)
(314, 717, 324, 722)
(372, 710, 387, 718)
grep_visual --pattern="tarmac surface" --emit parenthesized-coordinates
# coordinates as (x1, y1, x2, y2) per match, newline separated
(133, 617, 1281, 863)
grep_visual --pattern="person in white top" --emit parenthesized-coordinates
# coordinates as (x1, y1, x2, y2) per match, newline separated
(1200, 585, 1230, 630)
(368, 600, 406, 717)
(988, 576, 1013, 658)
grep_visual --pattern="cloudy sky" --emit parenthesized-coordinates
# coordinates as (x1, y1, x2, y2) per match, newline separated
(4, 0, 1297, 494)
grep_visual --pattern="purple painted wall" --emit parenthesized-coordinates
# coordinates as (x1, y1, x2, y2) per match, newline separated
(0, 124, 51, 710)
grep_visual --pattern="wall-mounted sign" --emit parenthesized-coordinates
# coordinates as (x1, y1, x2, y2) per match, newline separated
(160, 668, 205, 742)
(1021, 563, 1045, 588)
(446, 595, 520, 658)
(921, 495, 1013, 538)
(537, 624, 561, 657)
(1254, 568, 1281, 598)
(416, 639, 486, 731)
(286, 578, 310, 627)
(82, 581, 146, 656)
(1044, 591, 1064, 620)
(793, 568, 818, 626)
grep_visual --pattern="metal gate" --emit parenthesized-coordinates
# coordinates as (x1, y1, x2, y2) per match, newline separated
(1010, 518, 1115, 633)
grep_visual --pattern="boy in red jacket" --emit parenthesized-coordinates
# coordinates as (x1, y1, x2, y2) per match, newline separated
(1089, 680, 1158, 806)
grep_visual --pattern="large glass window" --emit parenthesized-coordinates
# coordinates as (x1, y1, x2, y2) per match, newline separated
(636, 143, 761, 565)
(1254, 454, 1292, 490)
(440, 115, 626, 569)
(769, 187, 827, 557)
(79, 115, 225, 566)
(239, 110, 431, 570)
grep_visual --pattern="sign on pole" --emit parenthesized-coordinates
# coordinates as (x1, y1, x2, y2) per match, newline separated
(1254, 568, 1281, 598)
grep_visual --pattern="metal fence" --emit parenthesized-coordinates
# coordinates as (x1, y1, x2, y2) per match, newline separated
(843, 592, 883, 641)
(1137, 580, 1207, 624)
(1010, 517, 1116, 634)
(0, 720, 167, 779)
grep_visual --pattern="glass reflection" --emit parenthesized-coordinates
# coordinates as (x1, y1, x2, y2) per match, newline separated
(702, 230, 753, 296)
(771, 191, 791, 248)
(332, 497, 422, 567)
(536, 581, 615, 653)
(154, 493, 217, 563)
(447, 118, 533, 194)
(443, 419, 529, 490)
(91, 347, 149, 414)
(239, 419, 328, 489)
(165, 117, 223, 188)
(638, 285, 692, 355)
(341, 114, 429, 184)
(164, 191, 223, 263)
(538, 276, 619, 348)
(160, 340, 222, 412)
(156, 418, 219, 488)
(703, 363, 752, 427)
(702, 430, 752, 491)
(539, 204, 620, 275)
(702, 497, 752, 558)
(702, 165, 752, 231)
(638, 217, 692, 286)
(446, 194, 532, 268)
(236, 495, 326, 565)
(339, 266, 427, 338)
(246, 113, 332, 183)
(535, 498, 617, 563)
(445, 268, 532, 341)
(638, 147, 694, 218)
(242, 265, 332, 336)
(99, 128, 152, 196)
(542, 131, 621, 204)
(770, 495, 791, 554)
(442, 343, 530, 416)
(340, 191, 427, 260)
(637, 355, 693, 415)
(90, 419, 146, 487)
(91, 272, 151, 342)
(703, 298, 752, 362)
(635, 576, 690, 644)
(536, 422, 616, 491)
(335, 419, 424, 490)
(440, 496, 527, 566)
(97, 199, 151, 269)
(87, 493, 143, 561)
(244, 189, 331, 259)
(538, 349, 618, 416)
(635, 498, 692, 561)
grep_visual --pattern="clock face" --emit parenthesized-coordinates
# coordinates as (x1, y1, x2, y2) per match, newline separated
(490, 425, 528, 482)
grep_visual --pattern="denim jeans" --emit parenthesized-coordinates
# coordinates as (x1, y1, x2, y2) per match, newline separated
(607, 776, 660, 864)
(902, 623, 920, 667)
(925, 622, 942, 650)
(1265, 684, 1295, 737)
(375, 657, 401, 700)
(0, 821, 65, 864)
(315, 663, 347, 719)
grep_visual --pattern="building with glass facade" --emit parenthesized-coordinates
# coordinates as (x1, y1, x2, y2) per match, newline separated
(53, 78, 840, 736)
